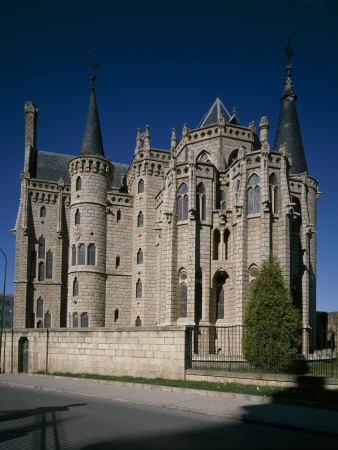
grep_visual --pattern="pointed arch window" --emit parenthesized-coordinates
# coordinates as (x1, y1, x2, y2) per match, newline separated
(216, 287, 224, 320)
(138, 179, 144, 193)
(137, 211, 144, 227)
(40, 206, 46, 218)
(248, 174, 261, 214)
(73, 313, 79, 328)
(114, 309, 119, 323)
(217, 190, 226, 210)
(76, 176, 82, 191)
(135, 316, 142, 327)
(38, 236, 45, 259)
(178, 183, 189, 221)
(117, 210, 121, 222)
(269, 173, 278, 214)
(87, 244, 95, 265)
(116, 255, 120, 268)
(213, 229, 220, 260)
(78, 244, 85, 265)
(72, 245, 76, 266)
(198, 152, 211, 163)
(136, 279, 142, 298)
(224, 229, 230, 260)
(37, 297, 43, 318)
(81, 313, 88, 328)
(73, 277, 79, 296)
(137, 248, 143, 264)
(38, 262, 45, 281)
(228, 149, 238, 166)
(45, 312, 51, 329)
(37, 320, 43, 328)
(179, 283, 187, 318)
(75, 209, 80, 225)
(196, 183, 206, 221)
(46, 250, 53, 278)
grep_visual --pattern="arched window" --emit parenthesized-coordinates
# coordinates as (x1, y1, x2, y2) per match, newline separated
(228, 149, 238, 166)
(236, 179, 240, 192)
(37, 320, 43, 328)
(137, 248, 143, 264)
(269, 173, 278, 214)
(40, 206, 46, 218)
(216, 287, 224, 320)
(45, 312, 51, 329)
(87, 244, 95, 265)
(136, 279, 142, 298)
(224, 229, 230, 260)
(116, 255, 120, 268)
(248, 174, 261, 214)
(249, 265, 259, 285)
(73, 313, 79, 328)
(38, 262, 44, 281)
(196, 183, 206, 221)
(38, 236, 45, 259)
(135, 316, 141, 326)
(73, 277, 79, 296)
(217, 190, 226, 210)
(78, 244, 85, 265)
(30, 250, 37, 278)
(81, 313, 88, 328)
(213, 229, 220, 260)
(37, 297, 43, 318)
(114, 309, 119, 323)
(138, 179, 144, 193)
(178, 183, 189, 221)
(179, 283, 187, 318)
(75, 209, 80, 225)
(198, 152, 211, 163)
(137, 211, 144, 227)
(46, 250, 53, 279)
(117, 210, 121, 222)
(72, 246, 76, 266)
(76, 177, 82, 191)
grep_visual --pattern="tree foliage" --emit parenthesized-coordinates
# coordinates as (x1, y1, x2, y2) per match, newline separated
(242, 255, 302, 372)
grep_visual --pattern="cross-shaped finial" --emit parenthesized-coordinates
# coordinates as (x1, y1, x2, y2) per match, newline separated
(283, 35, 295, 65)
(86, 53, 101, 88)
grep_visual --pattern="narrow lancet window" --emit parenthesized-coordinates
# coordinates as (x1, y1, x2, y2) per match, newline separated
(87, 244, 95, 265)
(46, 251, 53, 278)
(178, 183, 189, 221)
(248, 174, 260, 214)
(196, 183, 206, 221)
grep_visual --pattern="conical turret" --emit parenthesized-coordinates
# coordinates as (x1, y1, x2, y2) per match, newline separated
(79, 78, 105, 158)
(274, 38, 307, 174)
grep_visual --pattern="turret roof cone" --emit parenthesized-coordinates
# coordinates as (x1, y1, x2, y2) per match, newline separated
(79, 85, 105, 158)
(273, 60, 307, 174)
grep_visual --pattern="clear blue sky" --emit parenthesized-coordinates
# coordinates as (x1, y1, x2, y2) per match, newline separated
(1, 0, 337, 312)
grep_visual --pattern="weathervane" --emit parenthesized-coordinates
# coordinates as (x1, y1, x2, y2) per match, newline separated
(283, 35, 295, 65)
(86, 53, 101, 88)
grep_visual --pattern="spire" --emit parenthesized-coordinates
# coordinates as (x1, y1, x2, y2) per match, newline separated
(79, 55, 104, 158)
(273, 36, 307, 174)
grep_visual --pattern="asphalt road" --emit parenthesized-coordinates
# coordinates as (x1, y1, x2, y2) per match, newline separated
(0, 385, 337, 450)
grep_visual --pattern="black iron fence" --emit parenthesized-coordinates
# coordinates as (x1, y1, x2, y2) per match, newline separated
(187, 324, 338, 378)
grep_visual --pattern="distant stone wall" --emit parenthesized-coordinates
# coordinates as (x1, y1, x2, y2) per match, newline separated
(1, 327, 188, 380)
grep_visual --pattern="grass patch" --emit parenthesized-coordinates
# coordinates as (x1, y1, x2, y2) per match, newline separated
(35, 371, 338, 405)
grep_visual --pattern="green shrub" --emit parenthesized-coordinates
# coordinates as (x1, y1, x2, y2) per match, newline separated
(242, 255, 302, 373)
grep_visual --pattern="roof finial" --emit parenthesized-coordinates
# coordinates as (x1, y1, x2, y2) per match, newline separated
(283, 35, 295, 66)
(281, 35, 296, 99)
(86, 52, 101, 89)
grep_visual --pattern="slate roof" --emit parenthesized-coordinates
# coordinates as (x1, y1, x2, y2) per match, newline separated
(35, 151, 128, 189)
(79, 87, 105, 158)
(198, 98, 231, 128)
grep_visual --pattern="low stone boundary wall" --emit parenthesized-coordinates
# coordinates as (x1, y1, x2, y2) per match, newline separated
(1, 327, 189, 380)
(186, 369, 338, 390)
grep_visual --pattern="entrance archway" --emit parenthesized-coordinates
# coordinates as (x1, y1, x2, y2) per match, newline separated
(18, 337, 29, 373)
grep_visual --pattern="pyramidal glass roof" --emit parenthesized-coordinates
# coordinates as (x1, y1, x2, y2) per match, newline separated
(197, 98, 231, 128)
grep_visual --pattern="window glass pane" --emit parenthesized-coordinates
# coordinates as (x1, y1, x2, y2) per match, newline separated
(73, 278, 79, 296)
(45, 312, 51, 329)
(40, 206, 46, 217)
(179, 284, 187, 318)
(37, 298, 43, 318)
(87, 244, 95, 265)
(201, 195, 206, 220)
(178, 183, 188, 195)
(183, 195, 188, 220)
(72, 246, 76, 266)
(117, 210, 121, 222)
(37, 321, 43, 328)
(248, 174, 260, 186)
(75, 210, 80, 225)
(178, 196, 183, 221)
(116, 256, 120, 268)
(81, 313, 88, 327)
(248, 187, 253, 214)
(138, 179, 144, 193)
(38, 262, 44, 281)
(197, 183, 205, 194)
(46, 251, 53, 278)
(274, 188, 278, 213)
(73, 314, 78, 327)
(269, 173, 277, 185)
(138, 212, 143, 227)
(137, 249, 143, 264)
(136, 279, 142, 297)
(76, 177, 82, 191)
(217, 287, 224, 319)
(135, 316, 141, 326)
(254, 186, 261, 213)
(39, 237, 45, 259)
(78, 244, 85, 265)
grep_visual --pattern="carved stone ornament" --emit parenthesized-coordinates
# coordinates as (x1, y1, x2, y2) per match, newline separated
(73, 225, 80, 241)
(189, 208, 196, 220)
(219, 212, 227, 225)
(236, 205, 242, 217)
(165, 212, 172, 224)
(182, 124, 190, 136)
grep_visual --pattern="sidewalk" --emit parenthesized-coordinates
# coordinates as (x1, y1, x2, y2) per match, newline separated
(0, 373, 338, 437)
